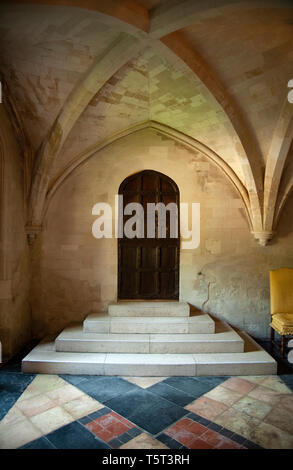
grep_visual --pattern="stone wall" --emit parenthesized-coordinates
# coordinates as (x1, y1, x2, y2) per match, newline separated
(0, 106, 31, 360)
(31, 128, 293, 340)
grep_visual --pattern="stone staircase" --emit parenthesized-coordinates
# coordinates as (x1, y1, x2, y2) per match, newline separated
(22, 301, 277, 376)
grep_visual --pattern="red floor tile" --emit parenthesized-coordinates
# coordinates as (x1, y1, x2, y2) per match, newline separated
(186, 420, 208, 436)
(111, 412, 134, 427)
(189, 437, 214, 449)
(164, 417, 245, 450)
(176, 418, 194, 429)
(106, 421, 130, 436)
(165, 418, 209, 448)
(201, 429, 226, 447)
(167, 428, 199, 447)
(216, 441, 244, 449)
(96, 413, 117, 427)
(86, 421, 103, 434)
(85, 411, 134, 442)
(95, 428, 114, 442)
(201, 429, 243, 449)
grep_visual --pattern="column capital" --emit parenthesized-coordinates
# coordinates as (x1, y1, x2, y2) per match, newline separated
(251, 231, 275, 246)
(25, 225, 42, 246)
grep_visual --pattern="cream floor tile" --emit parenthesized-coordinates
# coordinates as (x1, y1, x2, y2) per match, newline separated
(248, 385, 283, 405)
(232, 396, 272, 420)
(264, 399, 293, 435)
(120, 433, 168, 449)
(250, 422, 293, 449)
(122, 377, 167, 388)
(205, 385, 243, 406)
(46, 383, 84, 405)
(260, 376, 292, 394)
(0, 405, 26, 427)
(238, 376, 267, 385)
(32, 374, 67, 393)
(30, 406, 74, 434)
(185, 396, 228, 420)
(63, 395, 103, 420)
(16, 394, 56, 418)
(17, 383, 42, 402)
(221, 377, 256, 395)
(0, 418, 42, 449)
(215, 408, 261, 441)
(276, 394, 293, 414)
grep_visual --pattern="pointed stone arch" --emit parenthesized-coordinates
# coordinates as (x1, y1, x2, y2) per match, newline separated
(27, 33, 146, 233)
(264, 100, 293, 232)
(43, 120, 252, 231)
(274, 142, 293, 228)
(2, 0, 149, 33)
(149, 0, 293, 39)
(160, 32, 264, 234)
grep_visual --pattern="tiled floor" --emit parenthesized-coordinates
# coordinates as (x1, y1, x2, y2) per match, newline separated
(1, 347, 293, 449)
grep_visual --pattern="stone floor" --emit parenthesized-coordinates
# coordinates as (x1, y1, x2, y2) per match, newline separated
(0, 341, 293, 450)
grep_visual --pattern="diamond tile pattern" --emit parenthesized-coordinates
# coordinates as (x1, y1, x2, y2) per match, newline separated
(35, 421, 111, 449)
(0, 372, 35, 421)
(104, 388, 189, 435)
(59, 375, 140, 403)
(0, 367, 293, 449)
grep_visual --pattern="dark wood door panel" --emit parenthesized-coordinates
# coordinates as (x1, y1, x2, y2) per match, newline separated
(118, 170, 179, 300)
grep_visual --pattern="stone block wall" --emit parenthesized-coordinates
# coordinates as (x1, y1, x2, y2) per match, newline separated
(31, 128, 293, 340)
(0, 106, 31, 360)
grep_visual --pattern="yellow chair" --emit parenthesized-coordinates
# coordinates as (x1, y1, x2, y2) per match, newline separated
(270, 268, 293, 356)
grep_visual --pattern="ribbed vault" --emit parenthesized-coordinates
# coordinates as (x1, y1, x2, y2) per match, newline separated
(0, 0, 292, 245)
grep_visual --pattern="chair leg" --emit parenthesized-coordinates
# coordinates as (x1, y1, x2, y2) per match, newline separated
(281, 335, 286, 357)
(270, 327, 275, 344)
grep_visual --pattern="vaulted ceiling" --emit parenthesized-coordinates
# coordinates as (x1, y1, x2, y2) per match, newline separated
(1, 0, 293, 245)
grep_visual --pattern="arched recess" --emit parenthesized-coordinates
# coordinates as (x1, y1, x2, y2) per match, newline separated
(43, 121, 252, 230)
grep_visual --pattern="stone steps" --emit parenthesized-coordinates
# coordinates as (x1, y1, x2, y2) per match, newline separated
(108, 301, 190, 317)
(55, 322, 244, 354)
(22, 332, 277, 376)
(83, 312, 215, 334)
(21, 302, 277, 376)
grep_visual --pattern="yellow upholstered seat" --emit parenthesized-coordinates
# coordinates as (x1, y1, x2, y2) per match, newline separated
(270, 268, 293, 356)
(270, 313, 293, 336)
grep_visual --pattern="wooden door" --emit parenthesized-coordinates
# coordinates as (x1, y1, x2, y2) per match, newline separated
(118, 170, 180, 299)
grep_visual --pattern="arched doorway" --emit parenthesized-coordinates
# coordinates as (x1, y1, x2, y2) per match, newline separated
(118, 170, 180, 300)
